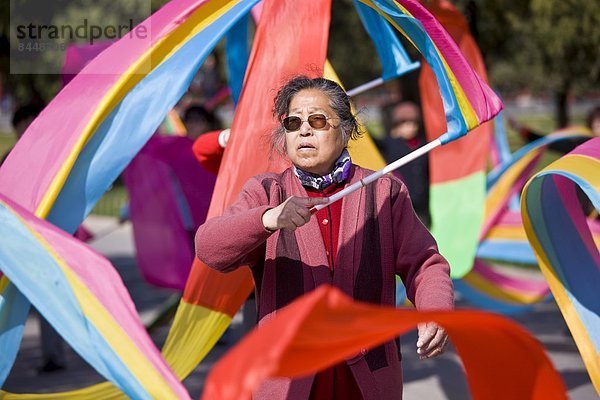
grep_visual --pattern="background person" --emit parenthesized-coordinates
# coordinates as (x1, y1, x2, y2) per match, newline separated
(379, 101, 430, 226)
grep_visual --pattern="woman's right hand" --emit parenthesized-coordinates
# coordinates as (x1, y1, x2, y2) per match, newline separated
(261, 196, 329, 231)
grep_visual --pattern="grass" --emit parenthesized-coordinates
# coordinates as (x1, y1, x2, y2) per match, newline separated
(90, 184, 129, 217)
(502, 111, 588, 175)
(0, 133, 16, 157)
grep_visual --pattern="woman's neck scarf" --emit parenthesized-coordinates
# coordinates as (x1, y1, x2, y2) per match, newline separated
(293, 149, 352, 191)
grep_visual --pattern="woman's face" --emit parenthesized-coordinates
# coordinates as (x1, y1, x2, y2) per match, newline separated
(284, 89, 345, 176)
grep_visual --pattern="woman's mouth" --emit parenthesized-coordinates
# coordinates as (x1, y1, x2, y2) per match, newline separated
(298, 142, 316, 151)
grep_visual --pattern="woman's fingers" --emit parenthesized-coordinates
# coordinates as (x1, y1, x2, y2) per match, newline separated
(419, 330, 448, 359)
(265, 196, 330, 231)
(282, 197, 328, 230)
(295, 206, 312, 222)
(289, 213, 307, 228)
(417, 322, 448, 359)
(416, 322, 436, 349)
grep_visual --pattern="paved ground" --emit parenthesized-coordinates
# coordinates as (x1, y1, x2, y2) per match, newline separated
(3, 216, 597, 399)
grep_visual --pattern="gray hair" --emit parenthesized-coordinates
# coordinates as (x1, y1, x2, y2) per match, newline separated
(270, 76, 362, 156)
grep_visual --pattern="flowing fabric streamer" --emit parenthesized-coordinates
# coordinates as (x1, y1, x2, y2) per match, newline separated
(1, 0, 503, 396)
(0, 0, 259, 396)
(0, 195, 189, 399)
(522, 137, 600, 394)
(418, 0, 493, 278)
(203, 285, 566, 400)
(225, 13, 250, 105)
(350, 0, 420, 96)
(123, 135, 215, 291)
(364, 0, 501, 142)
(457, 128, 596, 313)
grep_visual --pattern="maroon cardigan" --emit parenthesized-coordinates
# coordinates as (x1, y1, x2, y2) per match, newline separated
(195, 165, 454, 400)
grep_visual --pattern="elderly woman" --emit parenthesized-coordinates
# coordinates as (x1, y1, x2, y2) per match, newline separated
(195, 76, 454, 400)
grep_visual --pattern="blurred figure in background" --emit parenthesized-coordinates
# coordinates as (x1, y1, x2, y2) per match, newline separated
(0, 76, 15, 133)
(183, 105, 222, 141)
(176, 53, 229, 115)
(184, 105, 231, 176)
(588, 106, 600, 136)
(12, 104, 40, 137)
(379, 101, 430, 226)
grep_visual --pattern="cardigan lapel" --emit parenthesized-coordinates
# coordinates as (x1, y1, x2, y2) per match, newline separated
(333, 165, 365, 297)
(283, 169, 332, 286)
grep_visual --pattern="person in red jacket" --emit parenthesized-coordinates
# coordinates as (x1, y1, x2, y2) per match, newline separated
(191, 128, 229, 175)
(184, 105, 230, 175)
(195, 76, 453, 400)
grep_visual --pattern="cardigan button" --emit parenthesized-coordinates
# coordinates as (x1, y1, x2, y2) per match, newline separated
(360, 348, 368, 356)
(322, 218, 329, 225)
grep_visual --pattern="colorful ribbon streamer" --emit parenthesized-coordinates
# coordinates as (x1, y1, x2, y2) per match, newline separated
(522, 137, 600, 394)
(418, 0, 494, 278)
(353, 0, 420, 82)
(0, 0, 258, 395)
(123, 135, 216, 290)
(458, 128, 595, 314)
(0, 195, 188, 399)
(204, 285, 566, 400)
(0, 0, 503, 396)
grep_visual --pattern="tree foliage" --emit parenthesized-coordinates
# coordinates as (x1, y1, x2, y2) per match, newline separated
(328, 0, 382, 89)
(476, 0, 600, 96)
(1, 0, 150, 103)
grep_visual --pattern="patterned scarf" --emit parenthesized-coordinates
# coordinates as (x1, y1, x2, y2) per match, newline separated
(293, 149, 352, 191)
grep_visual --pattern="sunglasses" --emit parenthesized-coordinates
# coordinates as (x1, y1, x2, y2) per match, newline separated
(282, 113, 334, 131)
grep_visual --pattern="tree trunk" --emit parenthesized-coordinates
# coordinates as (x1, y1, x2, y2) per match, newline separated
(555, 90, 569, 128)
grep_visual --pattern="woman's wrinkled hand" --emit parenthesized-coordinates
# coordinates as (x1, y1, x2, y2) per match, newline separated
(416, 322, 448, 360)
(261, 196, 329, 231)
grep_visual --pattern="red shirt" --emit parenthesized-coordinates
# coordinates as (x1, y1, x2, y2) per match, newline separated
(305, 182, 363, 399)
(305, 183, 344, 271)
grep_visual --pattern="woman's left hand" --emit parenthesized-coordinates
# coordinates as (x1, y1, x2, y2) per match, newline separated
(416, 322, 448, 359)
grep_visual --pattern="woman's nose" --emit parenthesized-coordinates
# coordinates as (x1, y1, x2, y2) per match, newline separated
(299, 121, 312, 136)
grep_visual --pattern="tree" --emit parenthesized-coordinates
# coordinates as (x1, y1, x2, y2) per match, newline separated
(328, 0, 381, 89)
(528, 0, 600, 126)
(2, 0, 152, 104)
(466, 0, 600, 127)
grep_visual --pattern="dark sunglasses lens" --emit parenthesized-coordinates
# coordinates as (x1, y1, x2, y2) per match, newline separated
(283, 116, 302, 131)
(308, 114, 327, 129)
